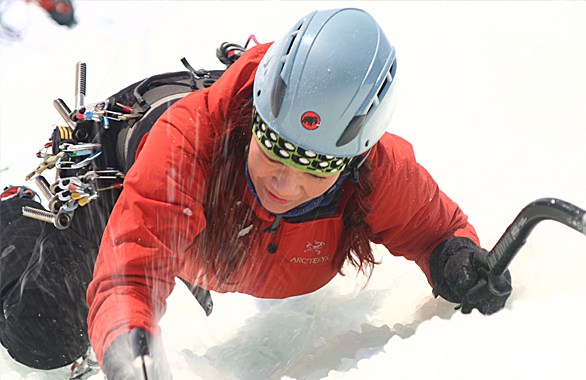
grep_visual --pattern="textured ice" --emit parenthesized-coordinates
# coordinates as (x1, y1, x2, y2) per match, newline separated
(1, 1, 586, 379)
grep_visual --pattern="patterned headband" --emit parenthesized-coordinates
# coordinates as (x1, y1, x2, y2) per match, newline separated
(251, 108, 352, 175)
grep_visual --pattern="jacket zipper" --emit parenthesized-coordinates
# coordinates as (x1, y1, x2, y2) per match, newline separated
(264, 215, 283, 254)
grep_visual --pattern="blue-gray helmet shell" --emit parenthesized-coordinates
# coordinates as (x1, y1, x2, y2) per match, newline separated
(253, 8, 398, 157)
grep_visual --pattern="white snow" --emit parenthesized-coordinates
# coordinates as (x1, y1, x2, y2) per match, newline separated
(1, 1, 586, 379)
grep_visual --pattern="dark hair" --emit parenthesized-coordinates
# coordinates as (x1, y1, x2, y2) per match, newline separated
(192, 101, 378, 284)
(190, 99, 261, 284)
(334, 159, 379, 277)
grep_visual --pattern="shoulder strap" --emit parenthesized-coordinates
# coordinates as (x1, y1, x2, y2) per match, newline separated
(113, 69, 225, 171)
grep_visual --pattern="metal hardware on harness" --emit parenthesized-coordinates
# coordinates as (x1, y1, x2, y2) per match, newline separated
(60, 198, 82, 212)
(22, 206, 55, 224)
(59, 142, 101, 155)
(80, 169, 125, 181)
(52, 125, 75, 155)
(55, 151, 102, 170)
(22, 205, 73, 230)
(53, 98, 76, 128)
(25, 151, 67, 180)
(22, 62, 127, 230)
(78, 101, 142, 129)
(75, 62, 86, 110)
(51, 176, 98, 204)
(34, 175, 54, 202)
(51, 176, 84, 191)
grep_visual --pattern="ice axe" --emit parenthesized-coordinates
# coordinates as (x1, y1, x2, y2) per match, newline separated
(486, 198, 586, 295)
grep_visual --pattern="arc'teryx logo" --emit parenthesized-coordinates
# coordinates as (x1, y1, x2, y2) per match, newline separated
(305, 240, 326, 255)
(290, 240, 329, 264)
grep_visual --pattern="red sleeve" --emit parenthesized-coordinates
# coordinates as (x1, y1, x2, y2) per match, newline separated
(366, 133, 479, 284)
(86, 94, 211, 363)
(86, 43, 270, 364)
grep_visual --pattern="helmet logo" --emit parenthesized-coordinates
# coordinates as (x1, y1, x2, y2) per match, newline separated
(301, 111, 321, 130)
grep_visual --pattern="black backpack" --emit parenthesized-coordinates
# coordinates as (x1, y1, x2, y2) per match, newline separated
(21, 44, 248, 315)
(110, 67, 225, 172)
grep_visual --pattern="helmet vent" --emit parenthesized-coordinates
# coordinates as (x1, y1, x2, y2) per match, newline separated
(365, 63, 395, 116)
(285, 21, 303, 57)
(337, 62, 396, 148)
(285, 31, 299, 56)
(272, 24, 303, 117)
(377, 76, 389, 100)
(376, 64, 395, 105)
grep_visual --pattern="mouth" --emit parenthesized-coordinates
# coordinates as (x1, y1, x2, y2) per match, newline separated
(265, 189, 291, 205)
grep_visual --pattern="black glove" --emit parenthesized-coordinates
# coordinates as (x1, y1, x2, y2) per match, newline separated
(429, 237, 512, 315)
(101, 328, 173, 380)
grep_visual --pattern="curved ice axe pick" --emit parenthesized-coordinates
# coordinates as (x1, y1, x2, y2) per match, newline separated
(486, 198, 586, 295)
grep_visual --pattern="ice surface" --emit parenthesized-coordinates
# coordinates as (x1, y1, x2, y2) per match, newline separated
(1, 1, 585, 379)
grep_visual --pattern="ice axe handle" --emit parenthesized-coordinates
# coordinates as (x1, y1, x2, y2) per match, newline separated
(487, 198, 586, 281)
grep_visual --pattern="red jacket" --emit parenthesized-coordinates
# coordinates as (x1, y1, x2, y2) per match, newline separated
(87, 43, 479, 363)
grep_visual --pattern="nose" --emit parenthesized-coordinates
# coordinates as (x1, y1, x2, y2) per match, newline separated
(270, 165, 301, 198)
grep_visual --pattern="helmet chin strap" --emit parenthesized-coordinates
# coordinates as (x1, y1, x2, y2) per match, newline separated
(349, 149, 371, 184)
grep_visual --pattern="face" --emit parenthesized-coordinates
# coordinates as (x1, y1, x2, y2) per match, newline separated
(247, 137, 341, 214)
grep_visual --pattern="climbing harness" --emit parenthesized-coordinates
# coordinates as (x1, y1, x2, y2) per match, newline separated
(20, 47, 235, 230)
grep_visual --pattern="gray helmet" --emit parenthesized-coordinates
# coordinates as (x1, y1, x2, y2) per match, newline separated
(253, 8, 397, 167)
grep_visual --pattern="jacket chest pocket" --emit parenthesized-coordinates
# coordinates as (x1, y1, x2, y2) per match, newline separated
(260, 219, 344, 297)
(278, 217, 344, 267)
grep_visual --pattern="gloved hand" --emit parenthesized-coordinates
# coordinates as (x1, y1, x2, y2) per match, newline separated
(429, 237, 512, 315)
(101, 328, 173, 380)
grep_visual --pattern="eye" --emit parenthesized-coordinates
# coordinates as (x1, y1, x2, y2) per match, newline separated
(307, 173, 329, 181)
(261, 149, 282, 165)
(264, 153, 280, 164)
